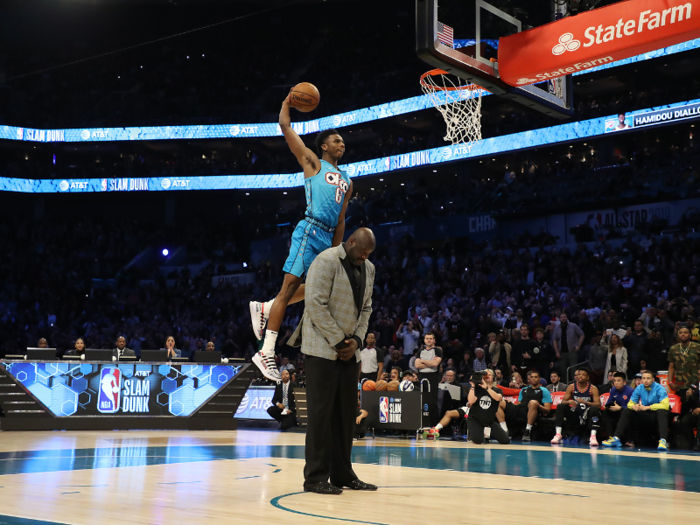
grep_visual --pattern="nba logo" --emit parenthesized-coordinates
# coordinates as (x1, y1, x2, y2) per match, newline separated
(101, 179, 107, 192)
(98, 368, 121, 414)
(379, 396, 389, 424)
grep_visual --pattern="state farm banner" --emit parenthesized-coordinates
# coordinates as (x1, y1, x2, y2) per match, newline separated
(498, 0, 700, 87)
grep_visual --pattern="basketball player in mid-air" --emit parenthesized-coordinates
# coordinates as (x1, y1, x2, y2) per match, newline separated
(250, 92, 352, 381)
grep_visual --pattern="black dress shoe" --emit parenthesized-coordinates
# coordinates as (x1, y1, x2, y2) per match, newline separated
(343, 479, 378, 491)
(303, 482, 343, 495)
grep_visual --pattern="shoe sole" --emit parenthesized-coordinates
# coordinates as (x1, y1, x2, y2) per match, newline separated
(303, 488, 343, 495)
(252, 353, 281, 382)
(603, 443, 622, 448)
(249, 302, 265, 341)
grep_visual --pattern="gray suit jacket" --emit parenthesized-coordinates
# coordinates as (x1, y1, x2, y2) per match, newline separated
(289, 245, 374, 362)
(113, 347, 136, 358)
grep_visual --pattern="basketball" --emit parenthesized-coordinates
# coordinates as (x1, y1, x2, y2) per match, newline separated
(289, 82, 320, 112)
(375, 380, 388, 391)
(387, 380, 400, 391)
(362, 380, 376, 391)
(399, 380, 415, 392)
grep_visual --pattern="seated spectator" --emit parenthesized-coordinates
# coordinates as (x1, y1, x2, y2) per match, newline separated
(385, 348, 404, 377)
(36, 338, 49, 348)
(603, 370, 670, 451)
(601, 372, 634, 441)
(279, 356, 295, 374)
(505, 371, 553, 442)
(598, 370, 616, 394)
(440, 369, 459, 386)
(547, 371, 567, 392)
(509, 372, 524, 389)
(160, 336, 182, 359)
(603, 332, 628, 379)
(551, 368, 601, 446)
(473, 348, 488, 372)
(401, 370, 418, 383)
(631, 373, 642, 389)
(65, 337, 86, 357)
(266, 369, 296, 431)
(390, 366, 402, 382)
(458, 350, 474, 381)
(494, 368, 508, 388)
(679, 382, 700, 451)
(113, 336, 136, 359)
(205, 341, 216, 352)
(431, 370, 509, 444)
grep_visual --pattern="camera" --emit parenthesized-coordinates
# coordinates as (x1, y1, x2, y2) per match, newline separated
(469, 371, 487, 384)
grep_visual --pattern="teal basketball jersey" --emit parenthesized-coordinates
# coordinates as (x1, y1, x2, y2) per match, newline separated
(304, 160, 350, 229)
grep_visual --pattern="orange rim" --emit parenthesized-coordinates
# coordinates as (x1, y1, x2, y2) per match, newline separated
(420, 69, 484, 92)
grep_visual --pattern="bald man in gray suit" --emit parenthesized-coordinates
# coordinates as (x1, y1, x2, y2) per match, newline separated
(289, 227, 377, 495)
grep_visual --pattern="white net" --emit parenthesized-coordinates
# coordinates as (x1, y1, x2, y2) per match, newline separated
(420, 69, 484, 149)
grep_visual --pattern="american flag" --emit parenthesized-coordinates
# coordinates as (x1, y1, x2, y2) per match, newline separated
(437, 21, 454, 48)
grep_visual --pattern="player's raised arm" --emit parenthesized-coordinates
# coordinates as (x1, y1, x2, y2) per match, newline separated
(279, 96, 320, 177)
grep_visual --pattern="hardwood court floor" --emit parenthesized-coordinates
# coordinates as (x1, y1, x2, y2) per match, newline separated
(0, 429, 698, 525)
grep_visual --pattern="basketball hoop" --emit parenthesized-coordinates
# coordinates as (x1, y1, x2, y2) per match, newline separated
(420, 69, 486, 149)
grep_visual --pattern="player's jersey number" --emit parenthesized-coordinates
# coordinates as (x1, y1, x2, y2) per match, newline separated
(325, 172, 348, 204)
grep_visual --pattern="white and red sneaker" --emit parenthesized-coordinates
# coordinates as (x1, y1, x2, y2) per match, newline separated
(589, 435, 599, 447)
(249, 301, 268, 341)
(252, 350, 281, 382)
(551, 433, 563, 445)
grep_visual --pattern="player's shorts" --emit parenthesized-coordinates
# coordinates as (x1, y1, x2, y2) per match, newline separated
(282, 218, 334, 278)
(504, 401, 529, 422)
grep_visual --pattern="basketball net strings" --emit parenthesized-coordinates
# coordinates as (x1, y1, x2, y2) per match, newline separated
(0, 0, 307, 85)
(421, 74, 483, 149)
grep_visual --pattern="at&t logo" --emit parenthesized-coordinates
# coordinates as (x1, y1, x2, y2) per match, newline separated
(161, 179, 190, 189)
(552, 33, 580, 55)
(58, 180, 88, 191)
(80, 130, 91, 140)
(332, 115, 342, 126)
(236, 393, 250, 414)
(441, 147, 452, 160)
(345, 164, 356, 176)
(230, 125, 240, 136)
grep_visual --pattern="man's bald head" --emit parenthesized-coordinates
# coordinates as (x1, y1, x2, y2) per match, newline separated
(345, 227, 376, 266)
